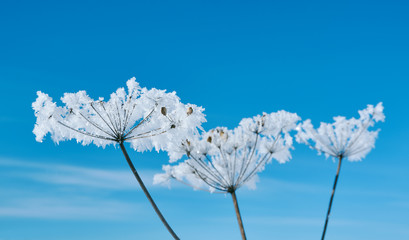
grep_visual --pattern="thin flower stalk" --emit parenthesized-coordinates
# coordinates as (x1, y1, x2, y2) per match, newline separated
(154, 111, 300, 240)
(32, 78, 206, 240)
(295, 102, 385, 240)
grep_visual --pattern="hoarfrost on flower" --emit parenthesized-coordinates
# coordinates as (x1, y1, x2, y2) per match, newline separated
(154, 111, 300, 192)
(32, 77, 206, 152)
(295, 102, 384, 161)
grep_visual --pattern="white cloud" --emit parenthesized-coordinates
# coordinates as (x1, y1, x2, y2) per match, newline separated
(0, 158, 159, 220)
(0, 158, 157, 190)
(0, 196, 141, 220)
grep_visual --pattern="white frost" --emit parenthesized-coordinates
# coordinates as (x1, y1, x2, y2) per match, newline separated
(154, 111, 300, 193)
(295, 102, 385, 161)
(32, 77, 206, 153)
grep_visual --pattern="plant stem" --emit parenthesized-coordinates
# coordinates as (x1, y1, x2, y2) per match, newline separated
(321, 156, 343, 240)
(119, 142, 180, 240)
(231, 190, 247, 240)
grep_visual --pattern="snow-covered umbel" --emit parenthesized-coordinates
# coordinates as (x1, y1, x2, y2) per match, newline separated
(32, 77, 206, 151)
(154, 111, 300, 192)
(295, 102, 385, 161)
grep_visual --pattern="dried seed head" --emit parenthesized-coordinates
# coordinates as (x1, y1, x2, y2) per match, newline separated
(261, 115, 266, 127)
(219, 130, 225, 137)
(207, 136, 212, 143)
(171, 124, 176, 129)
(161, 107, 167, 116)
(186, 140, 191, 146)
(186, 107, 193, 115)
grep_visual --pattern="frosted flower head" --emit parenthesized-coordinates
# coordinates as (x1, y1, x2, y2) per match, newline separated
(295, 102, 385, 161)
(154, 111, 300, 193)
(32, 77, 206, 153)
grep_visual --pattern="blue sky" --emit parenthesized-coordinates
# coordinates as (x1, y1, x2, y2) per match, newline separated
(1, 0, 408, 239)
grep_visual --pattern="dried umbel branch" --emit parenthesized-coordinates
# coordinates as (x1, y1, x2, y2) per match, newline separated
(32, 77, 206, 240)
(295, 102, 385, 240)
(33, 78, 205, 150)
(296, 102, 384, 161)
(154, 110, 300, 240)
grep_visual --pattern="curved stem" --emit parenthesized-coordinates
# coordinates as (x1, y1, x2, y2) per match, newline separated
(119, 143, 180, 240)
(321, 156, 343, 240)
(231, 190, 247, 240)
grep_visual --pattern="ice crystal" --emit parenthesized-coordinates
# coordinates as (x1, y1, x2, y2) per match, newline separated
(295, 102, 385, 161)
(154, 111, 300, 192)
(33, 77, 206, 152)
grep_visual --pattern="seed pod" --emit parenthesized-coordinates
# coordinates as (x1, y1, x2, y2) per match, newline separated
(186, 107, 193, 115)
(161, 107, 167, 116)
(207, 136, 212, 143)
(171, 124, 176, 129)
(186, 140, 191, 146)
(219, 130, 224, 137)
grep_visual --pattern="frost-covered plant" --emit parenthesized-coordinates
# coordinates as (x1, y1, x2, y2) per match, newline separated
(154, 111, 300, 240)
(295, 102, 385, 240)
(32, 77, 206, 240)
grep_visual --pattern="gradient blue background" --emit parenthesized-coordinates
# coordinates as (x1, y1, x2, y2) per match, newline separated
(0, 0, 408, 239)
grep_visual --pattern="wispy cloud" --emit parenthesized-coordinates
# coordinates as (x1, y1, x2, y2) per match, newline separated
(0, 196, 141, 220)
(245, 216, 376, 227)
(0, 158, 157, 190)
(259, 178, 326, 193)
(0, 158, 157, 220)
(246, 216, 322, 226)
(211, 215, 391, 228)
